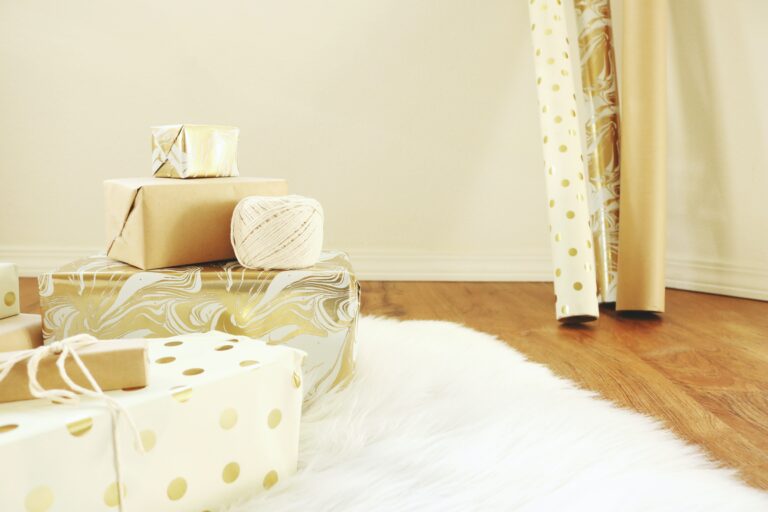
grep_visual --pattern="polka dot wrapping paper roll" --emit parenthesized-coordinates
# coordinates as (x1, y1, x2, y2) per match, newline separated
(0, 332, 305, 511)
(529, 0, 599, 322)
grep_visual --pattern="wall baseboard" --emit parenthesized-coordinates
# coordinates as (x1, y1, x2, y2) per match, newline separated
(346, 250, 553, 282)
(1, 246, 765, 302)
(666, 257, 768, 302)
(0, 247, 101, 277)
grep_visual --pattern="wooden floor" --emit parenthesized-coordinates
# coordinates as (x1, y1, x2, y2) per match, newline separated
(20, 279, 768, 489)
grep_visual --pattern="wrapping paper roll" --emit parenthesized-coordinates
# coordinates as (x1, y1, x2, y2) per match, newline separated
(529, 0, 599, 322)
(616, 0, 667, 312)
(574, 0, 621, 303)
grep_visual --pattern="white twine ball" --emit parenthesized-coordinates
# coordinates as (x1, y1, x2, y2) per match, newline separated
(231, 195, 324, 270)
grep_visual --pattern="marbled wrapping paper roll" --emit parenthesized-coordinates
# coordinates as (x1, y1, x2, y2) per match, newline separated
(616, 0, 667, 312)
(529, 0, 599, 322)
(575, 0, 620, 304)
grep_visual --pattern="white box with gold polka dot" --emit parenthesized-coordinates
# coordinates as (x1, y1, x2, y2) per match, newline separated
(0, 331, 304, 511)
(0, 263, 20, 320)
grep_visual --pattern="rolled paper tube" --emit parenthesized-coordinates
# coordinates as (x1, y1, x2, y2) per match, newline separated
(616, 0, 667, 312)
(0, 339, 148, 403)
(574, 0, 620, 304)
(529, 0, 599, 322)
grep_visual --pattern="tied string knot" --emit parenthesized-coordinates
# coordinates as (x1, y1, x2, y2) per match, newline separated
(0, 333, 144, 511)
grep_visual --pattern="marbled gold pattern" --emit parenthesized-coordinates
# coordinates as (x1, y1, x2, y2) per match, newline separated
(38, 251, 359, 401)
(151, 124, 239, 179)
(575, 0, 621, 303)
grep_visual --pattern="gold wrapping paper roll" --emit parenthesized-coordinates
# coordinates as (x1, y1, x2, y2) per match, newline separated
(529, 0, 599, 322)
(616, 0, 667, 312)
(575, 0, 620, 303)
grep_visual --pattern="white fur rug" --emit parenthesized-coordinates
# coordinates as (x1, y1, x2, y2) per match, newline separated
(233, 317, 768, 511)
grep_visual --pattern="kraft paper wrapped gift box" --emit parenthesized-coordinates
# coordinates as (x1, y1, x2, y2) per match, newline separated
(105, 177, 288, 270)
(0, 314, 43, 352)
(0, 262, 20, 320)
(0, 338, 148, 403)
(39, 251, 359, 402)
(0, 331, 304, 511)
(152, 124, 239, 179)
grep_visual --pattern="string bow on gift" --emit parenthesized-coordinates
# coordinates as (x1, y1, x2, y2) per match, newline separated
(0, 334, 144, 512)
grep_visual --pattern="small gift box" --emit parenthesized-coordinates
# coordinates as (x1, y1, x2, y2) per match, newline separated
(0, 331, 304, 511)
(0, 314, 43, 352)
(152, 124, 240, 178)
(104, 177, 288, 269)
(39, 252, 359, 402)
(0, 263, 19, 320)
(0, 336, 148, 403)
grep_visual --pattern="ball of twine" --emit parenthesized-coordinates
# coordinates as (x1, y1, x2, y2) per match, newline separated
(231, 195, 324, 270)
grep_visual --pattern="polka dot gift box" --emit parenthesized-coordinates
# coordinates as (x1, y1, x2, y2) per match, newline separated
(0, 263, 20, 320)
(0, 331, 304, 512)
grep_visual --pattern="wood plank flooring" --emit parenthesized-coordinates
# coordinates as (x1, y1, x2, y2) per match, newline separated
(20, 278, 768, 489)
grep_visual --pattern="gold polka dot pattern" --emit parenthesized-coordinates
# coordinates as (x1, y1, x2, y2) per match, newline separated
(220, 408, 239, 430)
(24, 486, 54, 512)
(140, 430, 157, 452)
(267, 409, 282, 429)
(528, 0, 599, 322)
(263, 470, 279, 490)
(0, 423, 18, 433)
(222, 462, 241, 484)
(66, 417, 93, 437)
(3, 332, 305, 510)
(167, 477, 187, 501)
(103, 482, 122, 508)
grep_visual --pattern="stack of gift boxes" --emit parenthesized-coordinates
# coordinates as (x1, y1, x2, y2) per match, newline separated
(0, 124, 360, 511)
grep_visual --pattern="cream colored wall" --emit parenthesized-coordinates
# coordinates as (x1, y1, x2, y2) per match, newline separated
(0, 0, 765, 298)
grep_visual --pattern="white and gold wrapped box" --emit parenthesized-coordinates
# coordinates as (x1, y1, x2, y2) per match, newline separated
(0, 331, 304, 511)
(152, 124, 239, 178)
(0, 263, 20, 320)
(39, 251, 359, 402)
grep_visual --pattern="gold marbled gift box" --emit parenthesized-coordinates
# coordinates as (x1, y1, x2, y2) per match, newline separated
(39, 252, 359, 401)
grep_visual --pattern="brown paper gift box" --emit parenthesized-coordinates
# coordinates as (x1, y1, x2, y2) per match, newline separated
(105, 177, 288, 269)
(0, 314, 43, 353)
(0, 339, 148, 403)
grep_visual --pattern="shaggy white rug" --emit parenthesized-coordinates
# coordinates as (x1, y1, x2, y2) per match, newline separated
(233, 317, 768, 511)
